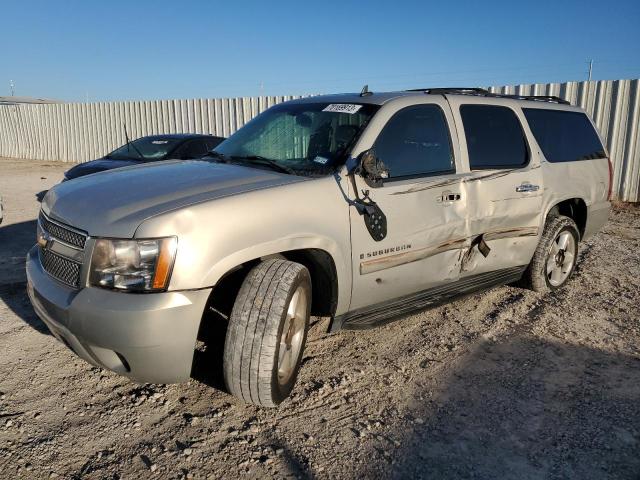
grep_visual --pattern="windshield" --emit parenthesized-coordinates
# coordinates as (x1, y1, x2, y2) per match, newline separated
(213, 102, 378, 175)
(107, 137, 182, 160)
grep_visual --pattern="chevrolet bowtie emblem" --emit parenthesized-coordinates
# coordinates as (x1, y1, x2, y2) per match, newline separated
(37, 229, 52, 249)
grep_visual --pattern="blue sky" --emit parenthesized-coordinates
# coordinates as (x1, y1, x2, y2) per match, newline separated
(1, 0, 639, 101)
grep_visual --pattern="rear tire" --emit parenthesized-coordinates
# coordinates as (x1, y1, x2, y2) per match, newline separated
(223, 259, 311, 407)
(523, 215, 579, 293)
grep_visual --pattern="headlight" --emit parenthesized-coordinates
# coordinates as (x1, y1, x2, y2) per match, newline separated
(89, 237, 177, 292)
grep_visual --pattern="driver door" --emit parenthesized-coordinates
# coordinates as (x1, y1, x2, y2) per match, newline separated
(348, 99, 468, 313)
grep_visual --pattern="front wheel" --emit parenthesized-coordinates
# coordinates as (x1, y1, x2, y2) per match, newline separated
(223, 259, 311, 407)
(523, 215, 579, 293)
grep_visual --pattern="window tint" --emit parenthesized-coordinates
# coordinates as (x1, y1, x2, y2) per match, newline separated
(108, 137, 182, 160)
(460, 105, 528, 169)
(373, 104, 454, 178)
(523, 109, 605, 162)
(205, 137, 224, 151)
(176, 139, 209, 159)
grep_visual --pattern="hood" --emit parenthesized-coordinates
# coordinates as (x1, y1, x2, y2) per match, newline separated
(44, 160, 304, 238)
(65, 158, 141, 180)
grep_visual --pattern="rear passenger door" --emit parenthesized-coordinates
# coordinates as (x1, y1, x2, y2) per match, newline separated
(348, 99, 467, 311)
(448, 98, 544, 276)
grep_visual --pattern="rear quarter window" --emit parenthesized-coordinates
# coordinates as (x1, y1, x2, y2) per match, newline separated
(522, 109, 606, 162)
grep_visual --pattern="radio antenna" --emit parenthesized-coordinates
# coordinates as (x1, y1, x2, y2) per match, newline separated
(360, 85, 372, 97)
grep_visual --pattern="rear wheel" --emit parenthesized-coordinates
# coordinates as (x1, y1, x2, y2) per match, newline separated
(223, 259, 311, 407)
(523, 215, 579, 293)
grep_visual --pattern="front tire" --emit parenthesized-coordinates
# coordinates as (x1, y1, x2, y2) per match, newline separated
(523, 215, 579, 293)
(223, 259, 311, 407)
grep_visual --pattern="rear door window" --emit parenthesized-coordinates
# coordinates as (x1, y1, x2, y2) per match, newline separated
(460, 105, 528, 169)
(523, 109, 606, 162)
(373, 104, 454, 179)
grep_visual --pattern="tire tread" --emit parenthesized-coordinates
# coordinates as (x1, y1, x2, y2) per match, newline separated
(223, 259, 310, 407)
(522, 215, 579, 293)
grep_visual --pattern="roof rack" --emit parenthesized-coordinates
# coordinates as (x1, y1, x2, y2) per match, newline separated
(406, 87, 570, 105)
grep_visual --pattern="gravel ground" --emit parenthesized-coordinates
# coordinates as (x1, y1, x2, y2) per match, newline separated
(0, 158, 639, 480)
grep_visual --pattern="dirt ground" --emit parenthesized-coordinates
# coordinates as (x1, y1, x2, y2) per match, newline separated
(0, 158, 639, 480)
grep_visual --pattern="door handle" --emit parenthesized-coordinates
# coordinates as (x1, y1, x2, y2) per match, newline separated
(440, 191, 461, 203)
(516, 183, 540, 193)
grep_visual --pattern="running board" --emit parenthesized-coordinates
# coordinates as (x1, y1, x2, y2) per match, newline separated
(331, 266, 527, 331)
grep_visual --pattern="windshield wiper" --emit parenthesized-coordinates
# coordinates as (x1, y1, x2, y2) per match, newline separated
(229, 155, 297, 175)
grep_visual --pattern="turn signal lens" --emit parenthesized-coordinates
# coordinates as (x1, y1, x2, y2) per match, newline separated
(152, 237, 178, 290)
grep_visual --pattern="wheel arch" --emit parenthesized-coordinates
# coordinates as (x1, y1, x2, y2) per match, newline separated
(544, 197, 587, 240)
(203, 242, 343, 320)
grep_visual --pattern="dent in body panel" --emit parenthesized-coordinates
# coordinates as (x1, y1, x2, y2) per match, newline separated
(359, 226, 539, 275)
(356, 159, 543, 280)
(460, 160, 544, 275)
(346, 173, 468, 311)
(360, 237, 467, 275)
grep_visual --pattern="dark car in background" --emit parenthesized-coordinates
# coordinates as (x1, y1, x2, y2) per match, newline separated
(63, 133, 225, 180)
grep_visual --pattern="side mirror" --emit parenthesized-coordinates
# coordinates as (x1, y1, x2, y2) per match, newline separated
(359, 149, 389, 188)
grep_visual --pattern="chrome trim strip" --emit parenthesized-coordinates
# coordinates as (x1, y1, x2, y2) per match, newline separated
(360, 237, 467, 275)
(40, 211, 88, 237)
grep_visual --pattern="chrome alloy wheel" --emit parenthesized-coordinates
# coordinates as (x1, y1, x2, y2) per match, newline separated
(546, 230, 577, 287)
(277, 286, 308, 385)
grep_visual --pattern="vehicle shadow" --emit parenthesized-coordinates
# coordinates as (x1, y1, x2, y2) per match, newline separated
(0, 219, 50, 335)
(190, 305, 229, 392)
(356, 333, 640, 479)
(191, 268, 246, 392)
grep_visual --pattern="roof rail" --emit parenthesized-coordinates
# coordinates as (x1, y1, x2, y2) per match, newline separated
(406, 87, 490, 95)
(406, 87, 570, 105)
(518, 95, 570, 105)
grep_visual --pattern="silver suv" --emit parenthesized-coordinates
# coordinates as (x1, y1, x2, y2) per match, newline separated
(27, 88, 611, 407)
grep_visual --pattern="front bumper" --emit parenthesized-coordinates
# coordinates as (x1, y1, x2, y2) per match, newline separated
(26, 246, 211, 383)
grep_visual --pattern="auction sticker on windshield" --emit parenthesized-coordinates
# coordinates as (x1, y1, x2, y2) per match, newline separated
(323, 104, 363, 114)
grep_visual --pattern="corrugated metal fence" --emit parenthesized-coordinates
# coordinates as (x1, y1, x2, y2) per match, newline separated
(0, 95, 304, 165)
(0, 80, 638, 201)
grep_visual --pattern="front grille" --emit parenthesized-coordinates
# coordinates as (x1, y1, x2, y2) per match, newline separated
(40, 248, 81, 288)
(38, 211, 87, 288)
(39, 213, 87, 249)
